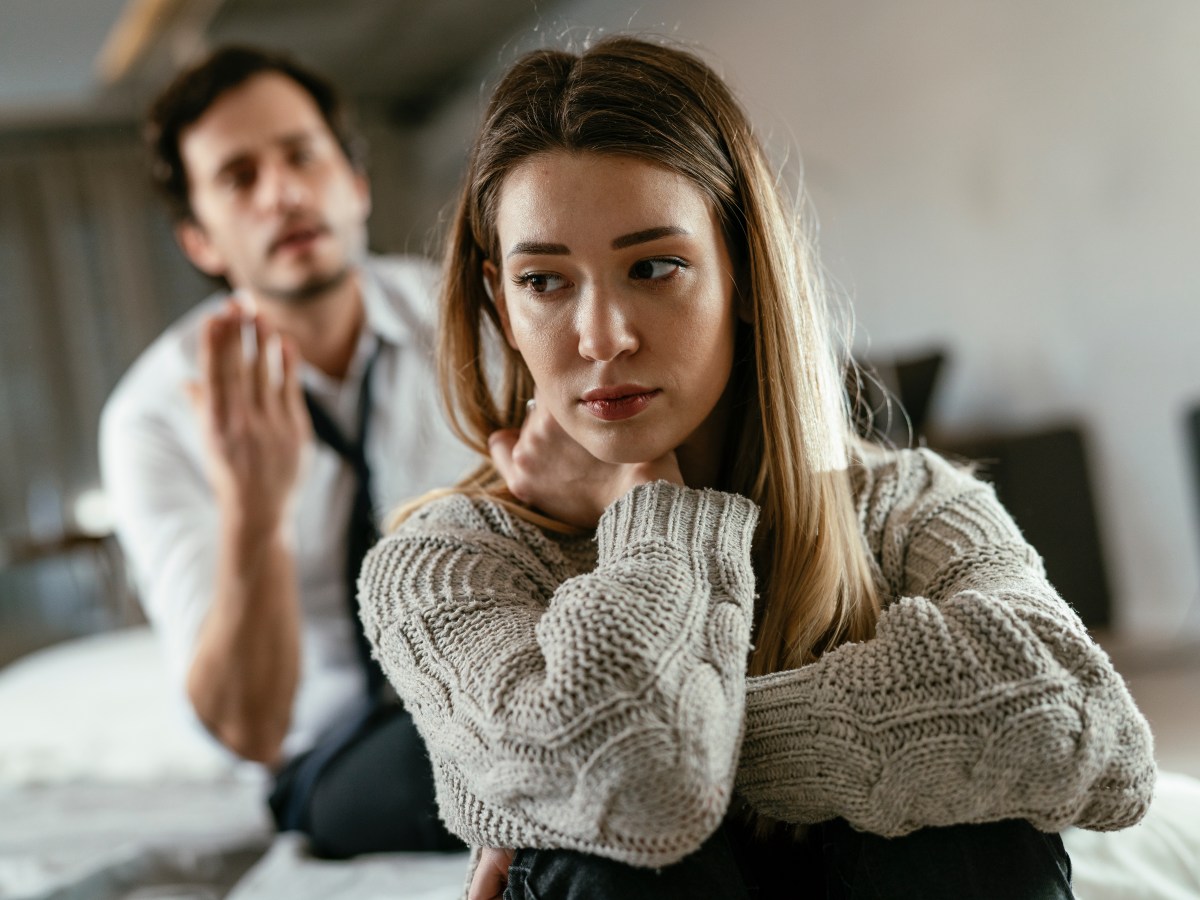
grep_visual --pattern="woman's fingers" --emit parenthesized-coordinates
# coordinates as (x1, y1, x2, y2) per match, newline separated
(489, 402, 609, 526)
(489, 393, 683, 526)
(488, 428, 524, 498)
(468, 847, 514, 900)
(491, 400, 562, 502)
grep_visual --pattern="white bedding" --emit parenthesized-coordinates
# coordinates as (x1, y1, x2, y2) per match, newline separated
(228, 835, 469, 900)
(1063, 771, 1200, 900)
(0, 779, 471, 900)
(0, 627, 247, 785)
(0, 626, 1194, 900)
(0, 627, 468, 900)
(0, 780, 270, 899)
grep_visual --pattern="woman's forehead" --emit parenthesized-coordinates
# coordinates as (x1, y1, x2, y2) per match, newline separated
(494, 151, 720, 247)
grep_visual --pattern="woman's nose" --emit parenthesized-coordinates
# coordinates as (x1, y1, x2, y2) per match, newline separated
(576, 290, 639, 362)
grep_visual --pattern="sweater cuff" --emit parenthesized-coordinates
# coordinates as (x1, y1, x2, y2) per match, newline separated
(596, 481, 759, 568)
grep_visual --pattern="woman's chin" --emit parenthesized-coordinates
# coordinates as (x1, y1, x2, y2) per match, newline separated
(580, 432, 676, 467)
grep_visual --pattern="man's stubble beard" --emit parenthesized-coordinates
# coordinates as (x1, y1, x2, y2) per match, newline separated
(257, 260, 354, 306)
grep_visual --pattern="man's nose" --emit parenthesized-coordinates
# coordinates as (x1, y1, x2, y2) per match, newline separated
(576, 289, 639, 362)
(257, 160, 308, 211)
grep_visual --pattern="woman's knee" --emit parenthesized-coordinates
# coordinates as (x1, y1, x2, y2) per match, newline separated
(504, 829, 751, 900)
(819, 818, 1073, 900)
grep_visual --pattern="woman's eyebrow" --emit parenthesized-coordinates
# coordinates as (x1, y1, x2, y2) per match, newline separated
(505, 226, 691, 258)
(611, 225, 690, 249)
(507, 241, 570, 258)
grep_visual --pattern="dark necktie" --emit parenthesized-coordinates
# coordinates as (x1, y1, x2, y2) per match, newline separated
(303, 349, 386, 698)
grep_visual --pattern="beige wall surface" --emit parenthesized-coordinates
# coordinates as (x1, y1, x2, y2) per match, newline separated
(7, 1, 1198, 645)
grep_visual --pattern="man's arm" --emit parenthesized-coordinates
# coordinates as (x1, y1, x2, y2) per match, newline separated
(182, 305, 310, 765)
(186, 507, 301, 764)
(104, 303, 312, 766)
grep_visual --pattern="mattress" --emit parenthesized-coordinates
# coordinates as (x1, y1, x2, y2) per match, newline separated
(1, 626, 1194, 900)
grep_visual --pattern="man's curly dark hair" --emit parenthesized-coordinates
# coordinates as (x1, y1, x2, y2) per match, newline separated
(145, 45, 364, 223)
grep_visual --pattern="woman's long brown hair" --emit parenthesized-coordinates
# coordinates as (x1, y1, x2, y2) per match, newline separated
(395, 35, 880, 673)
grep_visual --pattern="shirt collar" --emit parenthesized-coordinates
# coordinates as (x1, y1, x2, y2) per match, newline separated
(359, 262, 410, 348)
(303, 323, 379, 399)
(300, 263, 390, 397)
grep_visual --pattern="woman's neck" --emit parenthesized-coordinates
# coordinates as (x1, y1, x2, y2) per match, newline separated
(675, 383, 734, 490)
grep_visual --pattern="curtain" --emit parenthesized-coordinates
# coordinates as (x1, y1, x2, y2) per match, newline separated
(0, 126, 210, 659)
(0, 115, 441, 661)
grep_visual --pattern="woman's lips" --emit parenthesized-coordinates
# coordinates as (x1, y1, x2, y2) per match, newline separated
(580, 387, 661, 421)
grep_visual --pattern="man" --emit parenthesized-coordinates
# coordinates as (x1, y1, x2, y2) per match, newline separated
(100, 46, 471, 857)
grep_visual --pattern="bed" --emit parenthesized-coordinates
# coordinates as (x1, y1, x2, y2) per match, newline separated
(1, 626, 1196, 899)
(0, 627, 470, 900)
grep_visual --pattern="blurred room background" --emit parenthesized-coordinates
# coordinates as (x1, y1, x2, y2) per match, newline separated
(3, 0, 1199, 681)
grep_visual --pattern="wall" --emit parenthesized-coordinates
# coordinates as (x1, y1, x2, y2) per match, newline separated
(405, 0, 1200, 636)
(8, 2, 1194, 640)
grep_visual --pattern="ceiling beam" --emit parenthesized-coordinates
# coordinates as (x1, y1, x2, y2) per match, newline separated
(95, 0, 227, 86)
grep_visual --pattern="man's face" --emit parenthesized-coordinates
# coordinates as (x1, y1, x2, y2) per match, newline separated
(177, 72, 370, 303)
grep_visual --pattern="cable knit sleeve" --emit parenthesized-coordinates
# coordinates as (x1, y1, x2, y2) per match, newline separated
(358, 481, 759, 866)
(736, 449, 1156, 837)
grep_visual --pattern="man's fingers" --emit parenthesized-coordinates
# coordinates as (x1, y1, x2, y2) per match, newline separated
(251, 317, 272, 410)
(183, 380, 204, 416)
(200, 315, 235, 426)
(279, 335, 309, 433)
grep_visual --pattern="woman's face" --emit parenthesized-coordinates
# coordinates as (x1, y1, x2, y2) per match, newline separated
(487, 151, 740, 469)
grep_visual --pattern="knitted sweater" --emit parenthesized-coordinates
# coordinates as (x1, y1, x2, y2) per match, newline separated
(359, 448, 1155, 868)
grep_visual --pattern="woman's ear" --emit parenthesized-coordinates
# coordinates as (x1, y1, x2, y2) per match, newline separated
(736, 284, 754, 324)
(482, 260, 518, 349)
(730, 267, 753, 324)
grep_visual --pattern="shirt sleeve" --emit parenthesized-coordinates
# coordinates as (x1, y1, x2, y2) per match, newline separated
(736, 450, 1156, 837)
(100, 385, 218, 691)
(358, 481, 759, 867)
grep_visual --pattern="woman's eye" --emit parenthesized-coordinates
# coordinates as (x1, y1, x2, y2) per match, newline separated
(513, 272, 567, 294)
(630, 258, 685, 281)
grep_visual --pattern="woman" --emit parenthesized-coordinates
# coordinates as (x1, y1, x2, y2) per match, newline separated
(359, 36, 1155, 899)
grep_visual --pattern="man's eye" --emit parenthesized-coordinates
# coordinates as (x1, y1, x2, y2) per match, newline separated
(513, 272, 567, 294)
(630, 258, 685, 280)
(222, 169, 256, 191)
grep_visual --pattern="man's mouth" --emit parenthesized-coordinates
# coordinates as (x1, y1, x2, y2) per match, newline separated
(269, 224, 328, 256)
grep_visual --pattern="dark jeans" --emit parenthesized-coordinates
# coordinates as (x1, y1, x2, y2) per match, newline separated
(268, 700, 463, 858)
(504, 817, 1073, 899)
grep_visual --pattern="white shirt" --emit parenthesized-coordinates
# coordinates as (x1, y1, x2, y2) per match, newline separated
(100, 256, 475, 760)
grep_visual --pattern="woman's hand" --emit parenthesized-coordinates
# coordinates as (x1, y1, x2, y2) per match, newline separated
(469, 847, 516, 900)
(489, 397, 682, 528)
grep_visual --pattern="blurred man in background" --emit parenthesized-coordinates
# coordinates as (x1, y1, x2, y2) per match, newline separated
(100, 46, 470, 857)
